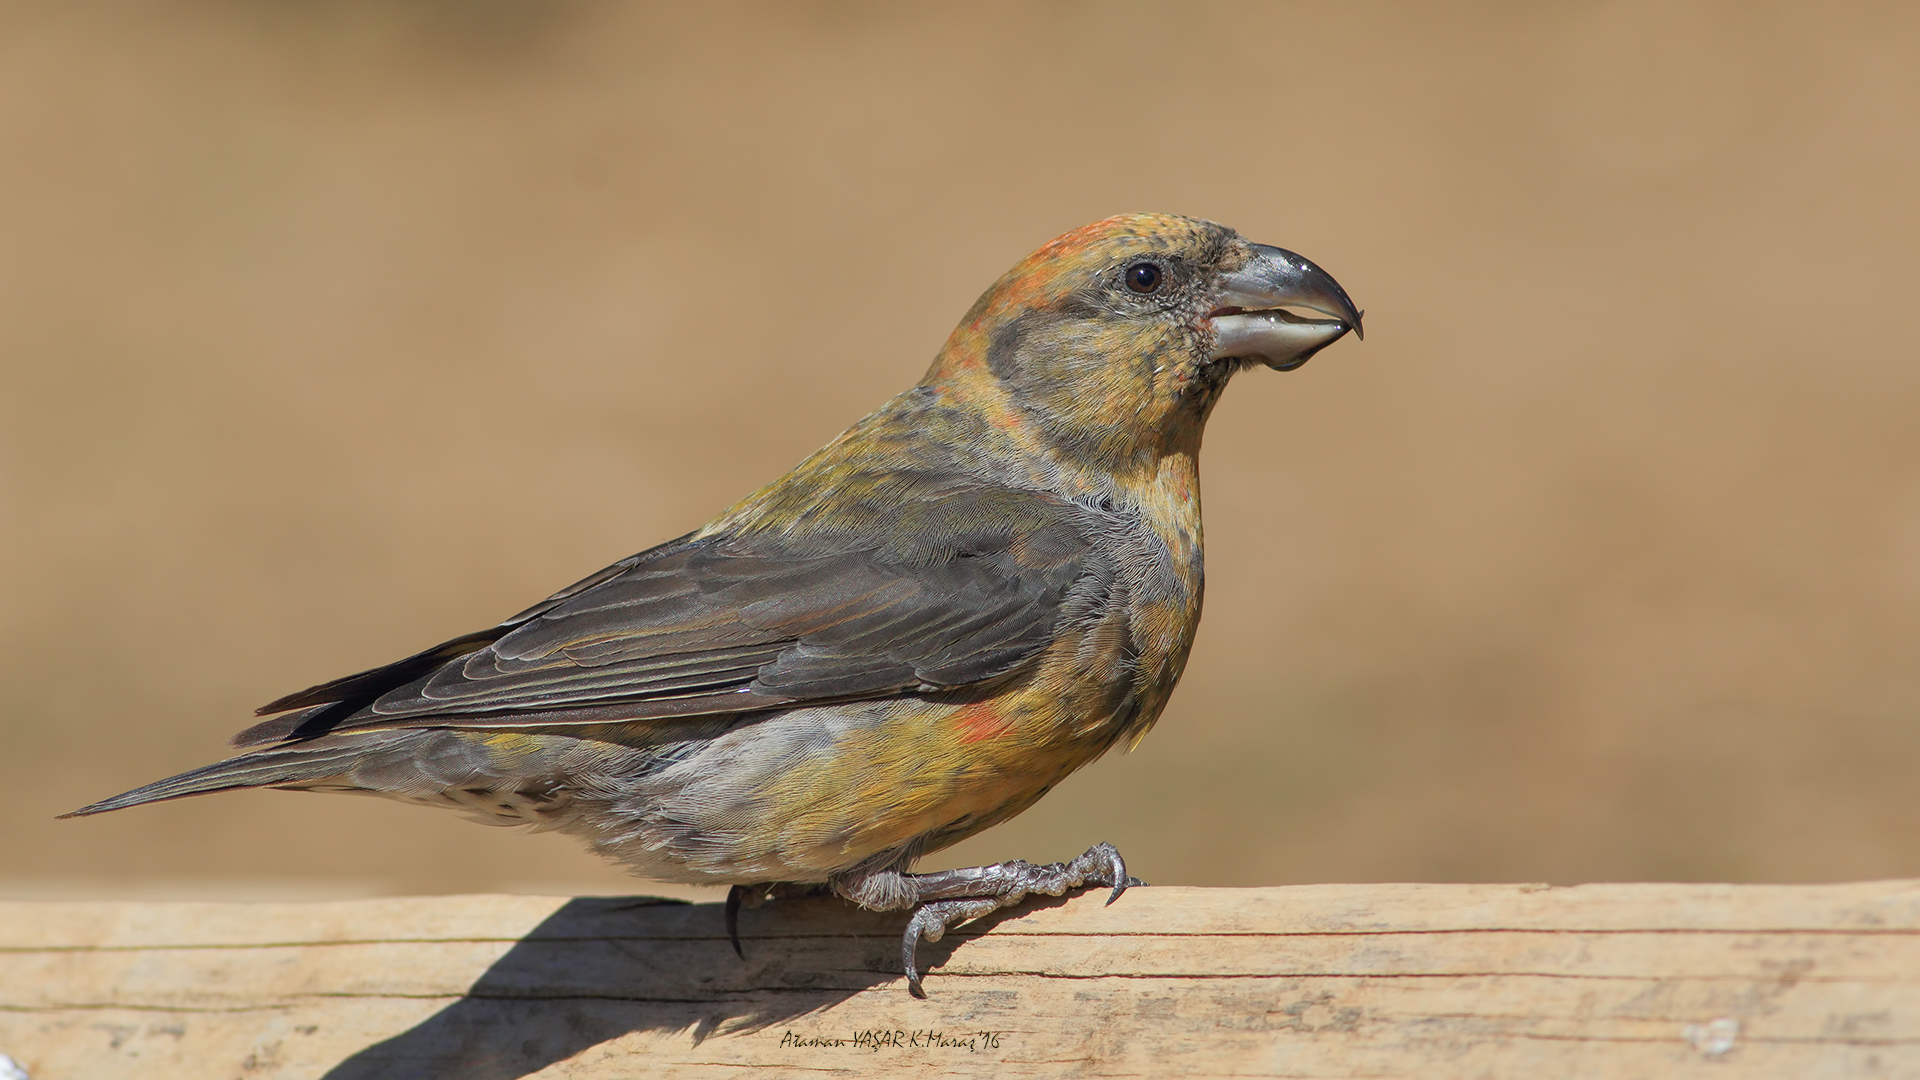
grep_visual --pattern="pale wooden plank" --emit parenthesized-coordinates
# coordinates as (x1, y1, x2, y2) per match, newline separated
(3, 882, 1919, 1078)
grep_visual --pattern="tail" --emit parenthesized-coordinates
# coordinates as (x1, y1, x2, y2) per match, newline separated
(59, 736, 408, 818)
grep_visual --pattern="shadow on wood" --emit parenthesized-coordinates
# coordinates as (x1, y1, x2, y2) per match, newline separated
(318, 891, 1049, 1079)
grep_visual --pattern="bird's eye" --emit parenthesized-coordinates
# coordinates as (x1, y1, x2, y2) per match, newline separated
(1124, 262, 1163, 294)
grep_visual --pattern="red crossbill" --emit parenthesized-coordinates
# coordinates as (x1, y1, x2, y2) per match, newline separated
(68, 212, 1362, 994)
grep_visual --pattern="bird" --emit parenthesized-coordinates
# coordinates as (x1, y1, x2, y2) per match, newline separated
(65, 212, 1362, 995)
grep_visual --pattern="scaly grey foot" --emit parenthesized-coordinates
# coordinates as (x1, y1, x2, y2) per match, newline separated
(894, 842, 1144, 997)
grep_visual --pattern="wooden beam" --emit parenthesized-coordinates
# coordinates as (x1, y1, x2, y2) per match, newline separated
(4, 880, 1917, 1077)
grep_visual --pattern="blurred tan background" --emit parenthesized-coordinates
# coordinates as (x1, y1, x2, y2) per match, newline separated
(3, 1, 1918, 900)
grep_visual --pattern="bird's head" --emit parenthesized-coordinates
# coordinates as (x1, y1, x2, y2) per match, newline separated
(925, 213, 1363, 472)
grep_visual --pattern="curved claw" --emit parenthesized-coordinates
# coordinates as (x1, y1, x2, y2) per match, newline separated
(724, 884, 747, 960)
(1096, 843, 1137, 905)
(902, 899, 996, 998)
(902, 909, 936, 998)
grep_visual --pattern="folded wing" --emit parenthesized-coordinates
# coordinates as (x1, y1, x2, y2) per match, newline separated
(235, 472, 1113, 746)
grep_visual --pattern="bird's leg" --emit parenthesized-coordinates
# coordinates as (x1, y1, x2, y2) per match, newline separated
(836, 842, 1144, 997)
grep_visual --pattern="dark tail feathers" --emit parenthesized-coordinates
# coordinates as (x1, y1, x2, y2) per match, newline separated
(59, 738, 392, 818)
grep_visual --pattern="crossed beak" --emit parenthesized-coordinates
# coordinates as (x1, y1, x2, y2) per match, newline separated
(1207, 244, 1364, 371)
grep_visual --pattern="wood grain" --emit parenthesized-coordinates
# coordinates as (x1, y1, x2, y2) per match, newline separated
(4, 881, 1918, 1077)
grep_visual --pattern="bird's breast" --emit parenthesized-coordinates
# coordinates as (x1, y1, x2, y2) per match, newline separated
(1026, 452, 1207, 749)
(1114, 455, 1207, 740)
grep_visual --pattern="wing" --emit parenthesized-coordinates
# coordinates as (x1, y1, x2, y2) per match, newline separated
(235, 472, 1112, 746)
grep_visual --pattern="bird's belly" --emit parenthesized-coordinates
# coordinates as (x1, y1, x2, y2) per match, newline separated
(563, 678, 1135, 885)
